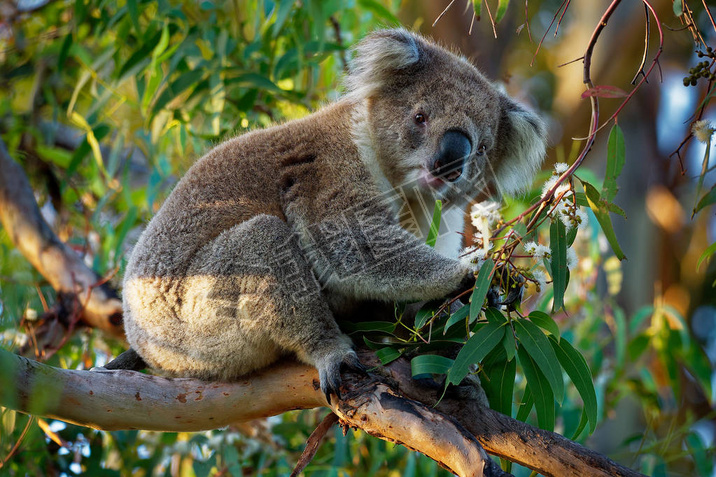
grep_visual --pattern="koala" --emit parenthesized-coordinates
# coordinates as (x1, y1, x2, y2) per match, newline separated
(119, 29, 546, 403)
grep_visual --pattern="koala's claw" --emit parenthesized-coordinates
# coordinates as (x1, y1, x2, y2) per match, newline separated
(318, 350, 365, 405)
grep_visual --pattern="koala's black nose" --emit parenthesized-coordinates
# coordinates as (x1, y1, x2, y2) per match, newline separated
(430, 130, 472, 182)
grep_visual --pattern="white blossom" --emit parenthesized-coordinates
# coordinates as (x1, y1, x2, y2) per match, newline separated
(524, 241, 551, 260)
(567, 247, 578, 269)
(692, 119, 714, 144)
(532, 269, 548, 292)
(575, 209, 588, 226)
(554, 162, 569, 174)
(460, 247, 487, 270)
(470, 201, 501, 226)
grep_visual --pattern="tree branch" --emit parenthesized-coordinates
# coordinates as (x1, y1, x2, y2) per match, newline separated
(0, 138, 124, 338)
(0, 348, 645, 477)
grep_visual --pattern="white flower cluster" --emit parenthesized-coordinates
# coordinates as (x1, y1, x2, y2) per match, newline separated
(541, 162, 588, 231)
(460, 246, 487, 270)
(692, 119, 714, 144)
(470, 200, 501, 250)
(523, 241, 551, 260)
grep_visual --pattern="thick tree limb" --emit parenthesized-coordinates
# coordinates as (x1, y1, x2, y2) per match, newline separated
(0, 349, 502, 477)
(0, 348, 645, 477)
(0, 138, 124, 337)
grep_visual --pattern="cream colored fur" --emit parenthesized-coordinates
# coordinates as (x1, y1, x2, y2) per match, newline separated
(122, 29, 546, 400)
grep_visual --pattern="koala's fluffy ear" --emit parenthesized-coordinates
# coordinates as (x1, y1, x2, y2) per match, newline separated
(345, 28, 422, 99)
(492, 96, 547, 196)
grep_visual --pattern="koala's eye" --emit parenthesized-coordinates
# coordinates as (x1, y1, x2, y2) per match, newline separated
(414, 113, 427, 125)
(477, 144, 487, 156)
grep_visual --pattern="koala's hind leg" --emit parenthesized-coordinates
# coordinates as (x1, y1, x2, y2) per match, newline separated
(185, 214, 361, 402)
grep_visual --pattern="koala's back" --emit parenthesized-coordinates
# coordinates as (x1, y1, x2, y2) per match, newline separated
(122, 100, 360, 379)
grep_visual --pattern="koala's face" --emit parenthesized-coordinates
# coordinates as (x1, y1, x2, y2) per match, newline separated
(347, 29, 546, 204)
(367, 57, 502, 204)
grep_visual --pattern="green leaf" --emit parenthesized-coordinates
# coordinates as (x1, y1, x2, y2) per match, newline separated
(515, 385, 534, 422)
(272, 0, 296, 37)
(469, 258, 495, 321)
(695, 185, 716, 214)
(113, 206, 138, 259)
(550, 336, 598, 433)
(343, 321, 397, 334)
(484, 307, 507, 326)
(376, 347, 403, 365)
(411, 355, 454, 377)
(444, 304, 469, 333)
(357, 0, 402, 25)
(481, 347, 516, 416)
(514, 318, 564, 402)
(502, 325, 516, 361)
(495, 0, 510, 24)
(224, 73, 283, 93)
(426, 200, 442, 247)
(698, 241, 716, 271)
(673, 0, 684, 17)
(614, 306, 626, 369)
(517, 346, 555, 431)
(583, 182, 627, 260)
(152, 69, 206, 115)
(472, 0, 482, 19)
(528, 310, 560, 338)
(414, 307, 433, 330)
(447, 320, 505, 386)
(570, 409, 589, 441)
(127, 0, 141, 33)
(549, 220, 568, 311)
(119, 29, 162, 79)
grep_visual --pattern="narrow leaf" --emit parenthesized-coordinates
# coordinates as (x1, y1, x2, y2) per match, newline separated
(481, 347, 516, 416)
(473, 0, 482, 19)
(426, 200, 442, 247)
(550, 220, 568, 311)
(603, 124, 625, 202)
(695, 185, 716, 214)
(673, 0, 683, 17)
(528, 310, 560, 337)
(376, 347, 403, 365)
(570, 409, 589, 441)
(495, 0, 509, 24)
(550, 337, 598, 433)
(447, 320, 505, 386)
(697, 241, 716, 271)
(584, 182, 627, 260)
(515, 385, 534, 422)
(518, 346, 555, 431)
(444, 304, 469, 333)
(411, 355, 454, 377)
(343, 321, 397, 333)
(469, 258, 495, 321)
(514, 318, 564, 402)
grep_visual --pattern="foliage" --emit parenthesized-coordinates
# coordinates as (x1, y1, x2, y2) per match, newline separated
(1, 0, 715, 476)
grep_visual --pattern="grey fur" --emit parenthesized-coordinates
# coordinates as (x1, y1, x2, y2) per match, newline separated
(122, 29, 546, 401)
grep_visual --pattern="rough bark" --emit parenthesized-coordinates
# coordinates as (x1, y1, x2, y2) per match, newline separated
(0, 138, 124, 338)
(0, 348, 645, 477)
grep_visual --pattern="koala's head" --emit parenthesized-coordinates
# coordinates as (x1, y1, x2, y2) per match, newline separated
(346, 29, 547, 204)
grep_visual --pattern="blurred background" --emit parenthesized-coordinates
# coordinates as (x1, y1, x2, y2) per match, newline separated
(0, 1, 714, 476)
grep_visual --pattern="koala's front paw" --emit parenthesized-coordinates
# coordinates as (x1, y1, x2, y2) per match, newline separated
(316, 349, 366, 405)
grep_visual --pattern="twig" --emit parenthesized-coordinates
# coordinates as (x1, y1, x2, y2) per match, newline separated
(433, 0, 458, 27)
(290, 413, 339, 477)
(531, 0, 570, 66)
(483, 0, 497, 38)
(702, 0, 716, 36)
(631, 4, 650, 84)
(0, 416, 34, 469)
